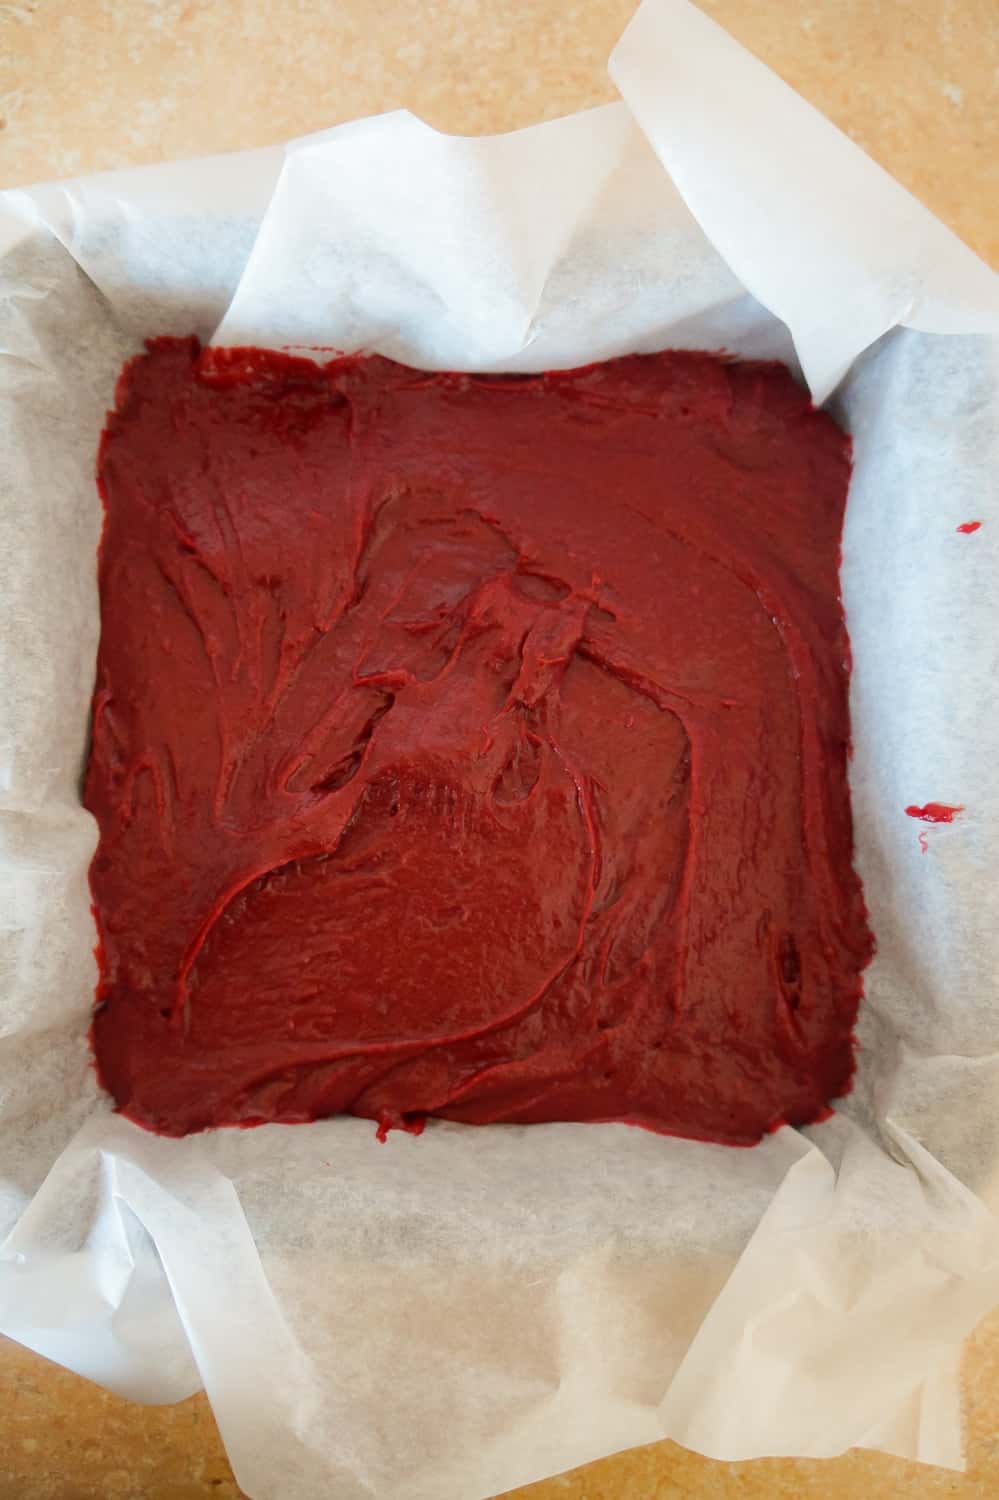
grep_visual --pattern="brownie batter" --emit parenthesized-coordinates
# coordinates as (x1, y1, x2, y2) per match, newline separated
(86, 339, 873, 1143)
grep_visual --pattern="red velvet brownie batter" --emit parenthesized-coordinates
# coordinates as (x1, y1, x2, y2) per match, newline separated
(86, 339, 872, 1142)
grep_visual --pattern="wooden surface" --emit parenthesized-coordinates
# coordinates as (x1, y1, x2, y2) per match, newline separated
(2, 3, 997, 1498)
(2, 0, 997, 269)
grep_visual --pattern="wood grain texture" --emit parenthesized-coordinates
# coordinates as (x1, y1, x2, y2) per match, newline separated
(1, 1, 997, 1497)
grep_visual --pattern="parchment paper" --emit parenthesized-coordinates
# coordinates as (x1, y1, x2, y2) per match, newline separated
(3, 3, 999, 1496)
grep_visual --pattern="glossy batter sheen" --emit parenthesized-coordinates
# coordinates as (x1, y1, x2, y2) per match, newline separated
(86, 338, 873, 1142)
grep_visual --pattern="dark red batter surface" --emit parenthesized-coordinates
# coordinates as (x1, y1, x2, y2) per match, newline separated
(86, 338, 872, 1143)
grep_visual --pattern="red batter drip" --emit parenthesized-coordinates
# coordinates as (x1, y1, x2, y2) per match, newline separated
(86, 339, 873, 1143)
(905, 803, 964, 823)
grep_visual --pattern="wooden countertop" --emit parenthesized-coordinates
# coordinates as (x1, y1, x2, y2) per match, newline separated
(2, 3, 997, 1498)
